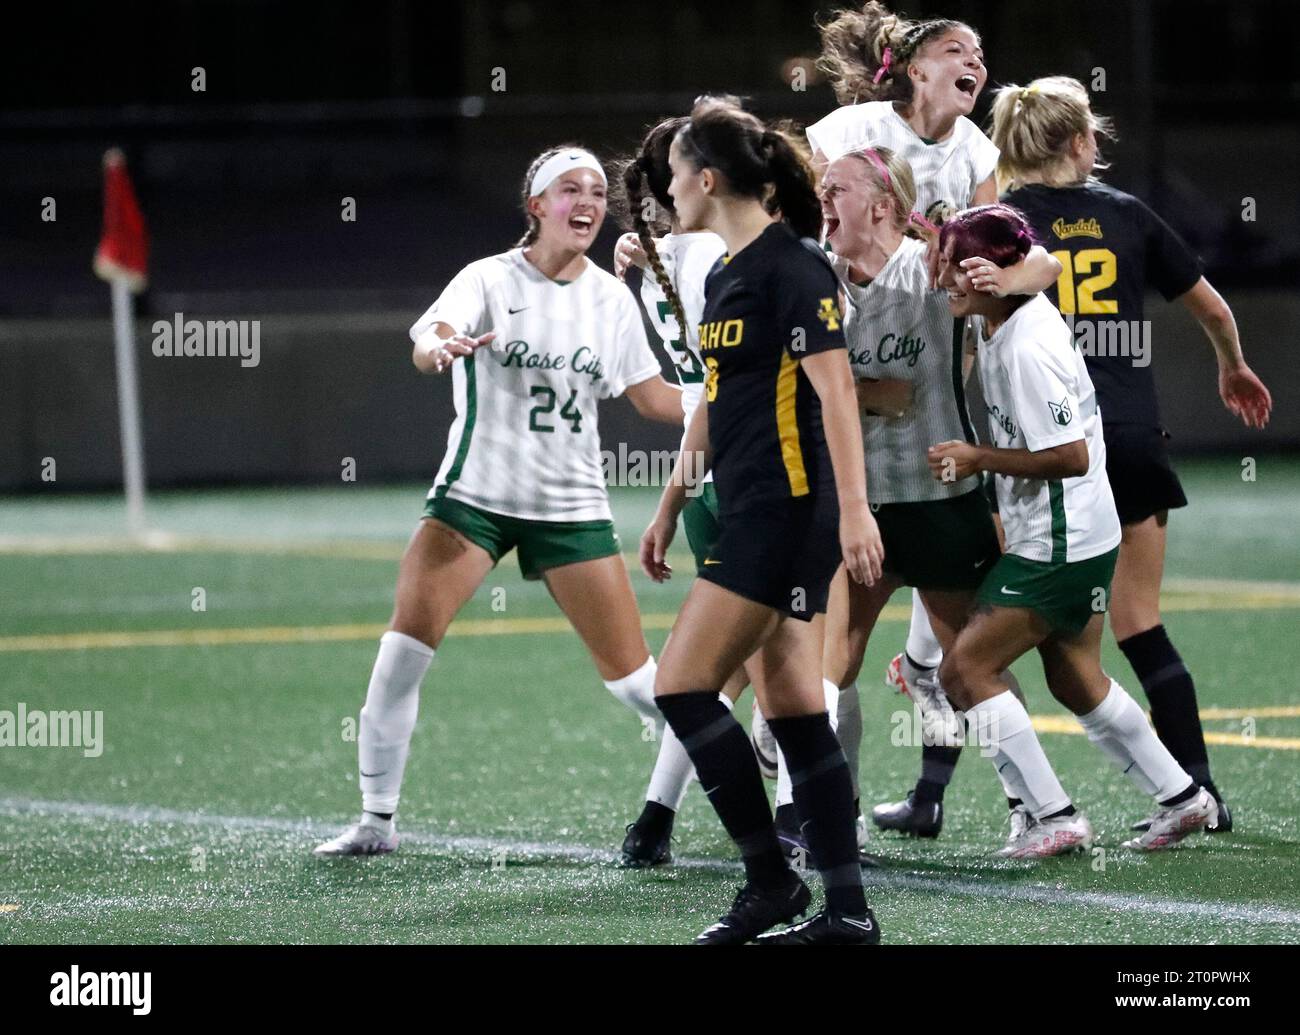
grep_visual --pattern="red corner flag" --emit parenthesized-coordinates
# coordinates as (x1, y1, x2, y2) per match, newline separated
(93, 148, 149, 293)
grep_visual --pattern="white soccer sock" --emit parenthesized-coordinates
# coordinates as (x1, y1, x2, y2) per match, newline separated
(359, 630, 435, 815)
(604, 656, 661, 735)
(1077, 679, 1194, 802)
(835, 681, 863, 800)
(992, 670, 1027, 800)
(906, 590, 944, 669)
(775, 679, 841, 807)
(965, 690, 1071, 819)
(645, 694, 733, 811)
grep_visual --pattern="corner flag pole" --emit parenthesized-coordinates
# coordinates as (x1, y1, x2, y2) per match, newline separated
(93, 148, 150, 537)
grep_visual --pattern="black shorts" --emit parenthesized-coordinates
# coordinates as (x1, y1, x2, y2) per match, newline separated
(1103, 422, 1188, 526)
(873, 489, 1001, 590)
(699, 494, 841, 622)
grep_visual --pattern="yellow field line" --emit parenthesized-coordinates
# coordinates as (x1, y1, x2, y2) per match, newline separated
(1029, 714, 1300, 751)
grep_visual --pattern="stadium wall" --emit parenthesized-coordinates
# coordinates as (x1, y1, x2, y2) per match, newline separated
(1, 292, 1295, 493)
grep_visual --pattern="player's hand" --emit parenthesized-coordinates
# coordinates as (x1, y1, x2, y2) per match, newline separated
(960, 256, 1018, 297)
(928, 440, 984, 482)
(840, 500, 884, 587)
(426, 331, 496, 373)
(1219, 362, 1272, 429)
(639, 510, 677, 582)
(614, 232, 648, 281)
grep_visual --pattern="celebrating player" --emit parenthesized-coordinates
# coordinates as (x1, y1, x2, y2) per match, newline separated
(642, 97, 883, 944)
(989, 76, 1273, 833)
(929, 204, 1218, 855)
(313, 145, 685, 857)
(807, 0, 1063, 838)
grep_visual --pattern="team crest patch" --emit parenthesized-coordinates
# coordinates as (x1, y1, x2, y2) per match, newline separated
(816, 297, 842, 332)
(1048, 398, 1073, 426)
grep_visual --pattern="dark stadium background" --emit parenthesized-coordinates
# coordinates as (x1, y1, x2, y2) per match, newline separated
(2, 0, 1296, 492)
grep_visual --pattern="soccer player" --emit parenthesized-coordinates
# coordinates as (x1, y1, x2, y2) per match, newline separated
(929, 204, 1218, 855)
(807, 1, 1064, 837)
(313, 145, 685, 857)
(990, 76, 1273, 832)
(641, 96, 883, 943)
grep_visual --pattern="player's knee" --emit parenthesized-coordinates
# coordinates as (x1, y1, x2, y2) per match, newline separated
(938, 652, 977, 711)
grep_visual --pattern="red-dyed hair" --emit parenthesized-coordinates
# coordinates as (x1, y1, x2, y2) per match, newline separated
(939, 203, 1036, 268)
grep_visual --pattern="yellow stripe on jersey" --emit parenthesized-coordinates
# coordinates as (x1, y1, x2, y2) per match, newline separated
(775, 352, 809, 497)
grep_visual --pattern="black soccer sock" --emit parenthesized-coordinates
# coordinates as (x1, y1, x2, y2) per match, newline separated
(1118, 625, 1216, 791)
(768, 712, 868, 918)
(656, 691, 789, 889)
(914, 744, 962, 804)
(635, 800, 675, 833)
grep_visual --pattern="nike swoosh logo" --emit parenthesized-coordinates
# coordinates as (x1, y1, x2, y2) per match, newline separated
(841, 916, 875, 932)
(1000, 586, 1023, 595)
(702, 785, 721, 796)
(508, 306, 530, 314)
(703, 559, 721, 566)
(359, 771, 386, 778)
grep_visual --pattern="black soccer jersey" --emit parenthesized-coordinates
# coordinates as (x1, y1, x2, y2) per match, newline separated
(699, 221, 847, 518)
(1002, 181, 1203, 427)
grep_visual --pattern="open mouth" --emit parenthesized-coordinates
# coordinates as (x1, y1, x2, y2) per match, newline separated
(823, 216, 841, 240)
(569, 214, 594, 235)
(955, 74, 978, 97)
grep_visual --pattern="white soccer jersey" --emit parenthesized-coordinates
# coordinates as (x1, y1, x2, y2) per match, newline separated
(410, 249, 662, 522)
(806, 101, 999, 219)
(840, 238, 977, 504)
(638, 231, 726, 429)
(977, 294, 1121, 563)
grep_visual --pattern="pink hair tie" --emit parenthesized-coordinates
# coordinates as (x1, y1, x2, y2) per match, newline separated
(872, 47, 893, 84)
(908, 211, 941, 235)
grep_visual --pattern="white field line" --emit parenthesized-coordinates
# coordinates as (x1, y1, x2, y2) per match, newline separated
(3, 796, 1299, 930)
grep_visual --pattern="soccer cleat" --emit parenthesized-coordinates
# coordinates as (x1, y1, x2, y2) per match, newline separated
(1122, 787, 1217, 852)
(774, 802, 815, 871)
(312, 816, 398, 857)
(884, 653, 918, 695)
(871, 793, 943, 838)
(755, 907, 882, 945)
(1131, 793, 1232, 834)
(694, 877, 812, 945)
(619, 814, 673, 869)
(750, 708, 778, 780)
(996, 807, 1093, 859)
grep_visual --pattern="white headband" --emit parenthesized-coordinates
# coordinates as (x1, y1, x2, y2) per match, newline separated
(529, 149, 607, 197)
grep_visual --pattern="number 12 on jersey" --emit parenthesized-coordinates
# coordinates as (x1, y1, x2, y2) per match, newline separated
(1051, 248, 1118, 315)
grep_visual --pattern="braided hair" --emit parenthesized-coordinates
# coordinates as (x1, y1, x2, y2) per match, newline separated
(614, 117, 691, 351)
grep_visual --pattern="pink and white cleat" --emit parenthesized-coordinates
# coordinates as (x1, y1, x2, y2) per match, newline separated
(997, 807, 1093, 859)
(1122, 787, 1216, 852)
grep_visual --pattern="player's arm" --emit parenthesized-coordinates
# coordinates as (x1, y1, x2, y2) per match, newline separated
(411, 321, 496, 375)
(1175, 277, 1273, 429)
(927, 438, 1088, 482)
(624, 375, 685, 425)
(640, 401, 710, 582)
(803, 349, 884, 586)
